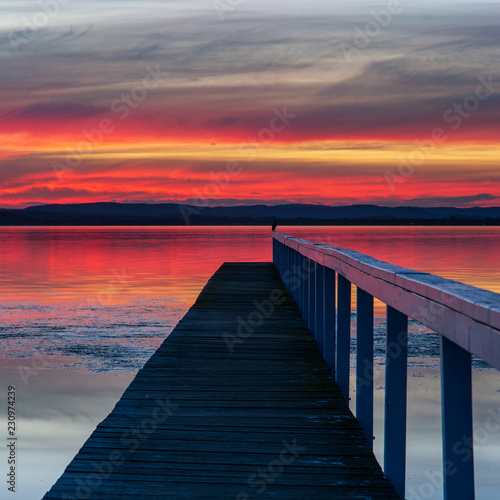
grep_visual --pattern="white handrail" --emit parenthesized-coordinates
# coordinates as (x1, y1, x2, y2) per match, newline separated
(273, 231, 500, 370)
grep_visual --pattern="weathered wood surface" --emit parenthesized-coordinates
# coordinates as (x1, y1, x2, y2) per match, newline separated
(273, 232, 500, 370)
(43, 263, 398, 500)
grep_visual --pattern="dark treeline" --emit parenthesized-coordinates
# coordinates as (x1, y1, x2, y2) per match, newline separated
(1, 202, 500, 226)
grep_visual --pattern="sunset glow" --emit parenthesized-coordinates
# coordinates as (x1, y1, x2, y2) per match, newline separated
(2, 0, 499, 208)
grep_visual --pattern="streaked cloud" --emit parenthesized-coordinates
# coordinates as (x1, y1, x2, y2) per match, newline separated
(0, 1, 499, 207)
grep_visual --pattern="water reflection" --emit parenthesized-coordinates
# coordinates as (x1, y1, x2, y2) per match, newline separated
(0, 226, 499, 499)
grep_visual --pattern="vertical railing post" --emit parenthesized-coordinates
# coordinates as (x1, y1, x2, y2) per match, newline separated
(356, 287, 374, 446)
(297, 251, 304, 310)
(294, 249, 300, 303)
(292, 249, 298, 302)
(441, 337, 475, 500)
(385, 306, 408, 499)
(297, 252, 305, 310)
(303, 255, 310, 325)
(282, 242, 286, 275)
(277, 239, 282, 273)
(324, 267, 336, 376)
(281, 241, 284, 274)
(279, 238, 285, 274)
(286, 246, 292, 297)
(308, 261, 317, 337)
(274, 240, 281, 272)
(282, 242, 285, 275)
(337, 274, 351, 402)
(285, 244, 289, 277)
(284, 241, 290, 273)
(315, 264, 325, 355)
(283, 242, 286, 275)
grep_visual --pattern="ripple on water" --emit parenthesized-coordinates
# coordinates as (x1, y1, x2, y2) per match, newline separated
(0, 298, 186, 372)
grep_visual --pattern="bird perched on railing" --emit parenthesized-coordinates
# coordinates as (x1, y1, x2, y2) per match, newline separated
(272, 222, 278, 232)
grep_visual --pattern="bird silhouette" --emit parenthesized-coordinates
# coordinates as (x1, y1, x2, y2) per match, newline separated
(272, 222, 278, 232)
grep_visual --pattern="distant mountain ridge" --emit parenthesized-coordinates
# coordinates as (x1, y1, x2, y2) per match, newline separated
(1, 202, 500, 225)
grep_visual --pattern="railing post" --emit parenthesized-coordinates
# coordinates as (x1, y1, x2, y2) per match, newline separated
(277, 240, 282, 274)
(283, 242, 287, 275)
(278, 239, 282, 273)
(275, 240, 283, 275)
(324, 268, 336, 375)
(282, 242, 286, 275)
(308, 261, 317, 337)
(297, 251, 302, 312)
(385, 306, 408, 499)
(299, 252, 305, 313)
(303, 256, 310, 325)
(315, 264, 325, 355)
(292, 249, 298, 302)
(441, 337, 475, 500)
(272, 238, 276, 268)
(294, 249, 300, 304)
(285, 244, 289, 277)
(356, 287, 374, 446)
(337, 274, 351, 402)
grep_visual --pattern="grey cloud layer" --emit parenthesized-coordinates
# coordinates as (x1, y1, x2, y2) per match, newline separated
(1, 2, 498, 141)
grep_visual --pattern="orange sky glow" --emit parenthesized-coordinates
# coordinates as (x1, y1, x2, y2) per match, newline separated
(2, 1, 499, 208)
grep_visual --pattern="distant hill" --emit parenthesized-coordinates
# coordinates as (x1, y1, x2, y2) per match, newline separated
(1, 202, 500, 225)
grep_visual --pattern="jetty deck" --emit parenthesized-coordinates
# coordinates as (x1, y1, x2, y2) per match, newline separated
(43, 262, 398, 500)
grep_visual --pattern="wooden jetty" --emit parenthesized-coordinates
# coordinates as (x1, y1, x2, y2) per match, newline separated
(43, 262, 399, 500)
(44, 232, 500, 500)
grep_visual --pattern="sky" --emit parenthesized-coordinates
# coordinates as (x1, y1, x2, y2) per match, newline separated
(1, 0, 499, 208)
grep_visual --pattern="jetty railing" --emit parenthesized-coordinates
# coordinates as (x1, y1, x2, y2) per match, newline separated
(272, 232, 500, 500)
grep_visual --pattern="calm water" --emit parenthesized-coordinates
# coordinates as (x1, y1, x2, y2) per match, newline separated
(0, 226, 499, 499)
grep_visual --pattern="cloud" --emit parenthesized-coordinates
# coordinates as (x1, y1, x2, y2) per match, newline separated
(207, 116, 240, 127)
(1, 1, 500, 207)
(405, 193, 500, 207)
(5, 100, 107, 121)
(2, 5, 499, 141)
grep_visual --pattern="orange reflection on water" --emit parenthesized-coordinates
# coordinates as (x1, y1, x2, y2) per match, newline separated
(1, 226, 500, 500)
(288, 225, 500, 296)
(0, 226, 271, 305)
(1, 225, 499, 310)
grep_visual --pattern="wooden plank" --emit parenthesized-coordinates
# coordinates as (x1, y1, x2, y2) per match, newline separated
(42, 263, 399, 500)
